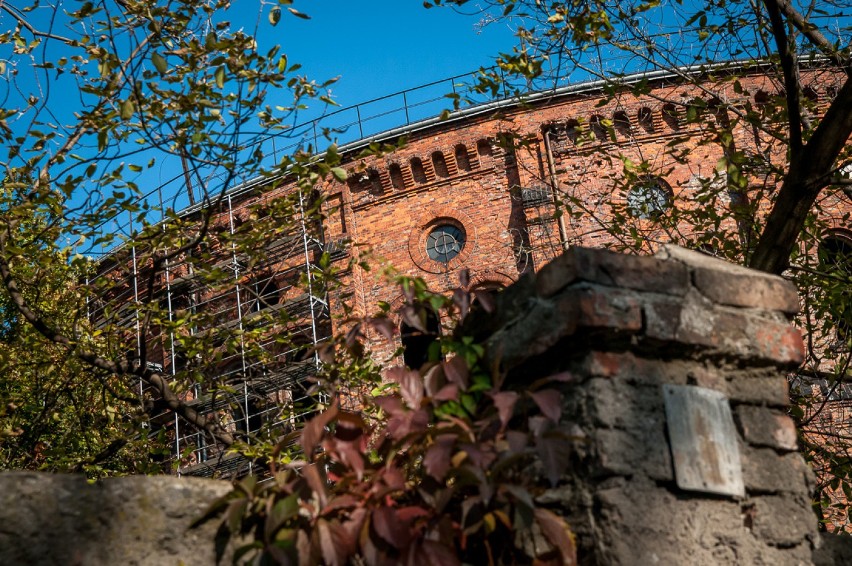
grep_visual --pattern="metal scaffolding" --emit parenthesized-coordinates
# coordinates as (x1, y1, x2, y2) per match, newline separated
(90, 187, 346, 479)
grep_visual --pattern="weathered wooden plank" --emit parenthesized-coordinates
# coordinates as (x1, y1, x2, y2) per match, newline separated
(663, 384, 745, 497)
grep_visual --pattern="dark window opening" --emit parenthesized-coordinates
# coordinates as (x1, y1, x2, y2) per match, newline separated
(565, 119, 581, 144)
(637, 107, 654, 133)
(401, 309, 440, 370)
(590, 115, 607, 140)
(819, 234, 852, 342)
(389, 163, 406, 190)
(662, 104, 680, 130)
(455, 144, 472, 172)
(613, 111, 631, 137)
(432, 151, 450, 178)
(245, 276, 280, 313)
(234, 398, 264, 435)
(410, 157, 427, 184)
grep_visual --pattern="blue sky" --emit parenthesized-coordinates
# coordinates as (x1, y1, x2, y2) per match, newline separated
(258, 1, 516, 111)
(0, 2, 520, 250)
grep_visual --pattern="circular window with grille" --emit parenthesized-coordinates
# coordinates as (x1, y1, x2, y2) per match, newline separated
(627, 177, 673, 219)
(425, 224, 466, 263)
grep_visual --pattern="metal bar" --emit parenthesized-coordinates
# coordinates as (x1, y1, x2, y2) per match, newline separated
(403, 91, 410, 125)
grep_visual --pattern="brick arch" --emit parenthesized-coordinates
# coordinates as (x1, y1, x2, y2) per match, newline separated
(470, 270, 515, 289)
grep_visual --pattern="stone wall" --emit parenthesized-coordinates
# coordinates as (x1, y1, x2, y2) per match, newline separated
(5, 245, 852, 564)
(0, 472, 233, 566)
(465, 244, 820, 565)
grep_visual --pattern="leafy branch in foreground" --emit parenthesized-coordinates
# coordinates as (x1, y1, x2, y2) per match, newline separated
(197, 273, 578, 566)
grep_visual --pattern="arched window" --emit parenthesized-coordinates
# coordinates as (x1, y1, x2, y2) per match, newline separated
(613, 111, 631, 137)
(389, 163, 406, 190)
(662, 104, 680, 131)
(410, 157, 427, 184)
(754, 90, 770, 105)
(366, 168, 384, 194)
(590, 115, 607, 141)
(454, 144, 472, 172)
(401, 308, 441, 370)
(637, 107, 654, 133)
(819, 233, 852, 341)
(432, 151, 450, 178)
(565, 119, 581, 144)
(476, 139, 492, 159)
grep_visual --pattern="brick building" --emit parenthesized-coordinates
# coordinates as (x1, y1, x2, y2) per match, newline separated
(93, 63, 851, 479)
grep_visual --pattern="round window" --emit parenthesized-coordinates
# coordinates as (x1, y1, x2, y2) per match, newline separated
(626, 178, 673, 219)
(425, 224, 465, 263)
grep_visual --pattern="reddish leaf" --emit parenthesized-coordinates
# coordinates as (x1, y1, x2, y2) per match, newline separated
(528, 415, 550, 437)
(374, 395, 404, 417)
(372, 506, 410, 549)
(453, 287, 470, 321)
(387, 408, 429, 440)
(368, 316, 396, 342)
(424, 434, 456, 481)
(458, 268, 470, 289)
(534, 508, 577, 565)
(396, 505, 430, 523)
(506, 430, 528, 453)
(400, 304, 427, 333)
(460, 442, 496, 470)
(545, 371, 576, 383)
(433, 383, 459, 402)
(318, 518, 355, 566)
(297, 529, 315, 566)
(387, 366, 424, 409)
(300, 400, 339, 458)
(341, 507, 367, 547)
(321, 494, 360, 515)
(442, 355, 469, 390)
(325, 436, 365, 480)
(380, 465, 405, 491)
(302, 463, 328, 507)
(423, 363, 446, 397)
(473, 289, 495, 313)
(536, 431, 571, 487)
(529, 389, 562, 422)
(344, 323, 363, 348)
(490, 391, 519, 429)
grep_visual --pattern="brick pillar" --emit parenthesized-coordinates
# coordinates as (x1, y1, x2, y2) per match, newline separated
(467, 245, 817, 565)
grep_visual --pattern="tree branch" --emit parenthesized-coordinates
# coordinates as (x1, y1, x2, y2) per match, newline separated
(763, 0, 804, 157)
(772, 0, 850, 70)
(0, 226, 235, 447)
(0, 2, 72, 43)
(749, 74, 852, 273)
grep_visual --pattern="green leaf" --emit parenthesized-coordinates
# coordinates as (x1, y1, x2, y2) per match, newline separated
(287, 7, 310, 19)
(277, 55, 287, 73)
(120, 99, 134, 120)
(330, 167, 347, 182)
(151, 52, 167, 74)
(214, 66, 225, 89)
(269, 7, 281, 26)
